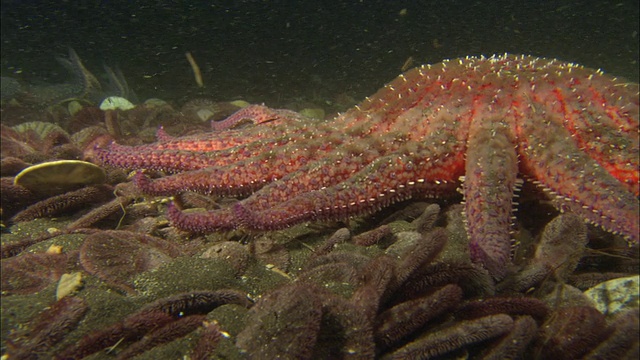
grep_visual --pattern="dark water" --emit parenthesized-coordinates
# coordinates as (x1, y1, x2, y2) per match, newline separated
(1, 0, 638, 106)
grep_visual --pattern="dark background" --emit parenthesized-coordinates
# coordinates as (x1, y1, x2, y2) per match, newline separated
(1, 0, 638, 106)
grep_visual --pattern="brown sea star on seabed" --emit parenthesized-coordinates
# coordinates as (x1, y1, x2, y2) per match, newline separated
(96, 54, 639, 279)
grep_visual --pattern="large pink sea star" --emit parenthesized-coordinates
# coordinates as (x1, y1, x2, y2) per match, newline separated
(97, 54, 639, 278)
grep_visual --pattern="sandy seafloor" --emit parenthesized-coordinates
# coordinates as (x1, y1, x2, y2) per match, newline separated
(1, 1, 639, 359)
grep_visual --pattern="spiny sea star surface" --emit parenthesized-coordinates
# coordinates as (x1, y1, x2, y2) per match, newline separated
(97, 54, 639, 278)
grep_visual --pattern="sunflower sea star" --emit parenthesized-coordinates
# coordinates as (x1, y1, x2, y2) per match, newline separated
(97, 54, 639, 278)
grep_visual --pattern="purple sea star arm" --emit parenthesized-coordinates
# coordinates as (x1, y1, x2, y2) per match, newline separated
(464, 119, 519, 279)
(167, 203, 237, 232)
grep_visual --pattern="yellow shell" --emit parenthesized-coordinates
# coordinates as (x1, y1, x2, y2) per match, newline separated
(14, 160, 107, 193)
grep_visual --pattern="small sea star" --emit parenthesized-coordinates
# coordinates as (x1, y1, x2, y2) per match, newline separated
(97, 54, 639, 278)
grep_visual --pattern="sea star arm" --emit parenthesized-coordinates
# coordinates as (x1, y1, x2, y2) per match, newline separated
(99, 133, 312, 174)
(163, 106, 469, 234)
(535, 75, 639, 195)
(232, 151, 462, 230)
(95, 106, 316, 173)
(463, 119, 519, 279)
(167, 203, 238, 232)
(210, 104, 309, 131)
(229, 102, 472, 214)
(132, 143, 321, 196)
(232, 136, 399, 212)
(129, 124, 405, 197)
(96, 121, 313, 170)
(165, 144, 463, 234)
(152, 126, 288, 152)
(97, 145, 218, 172)
(518, 109, 639, 244)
